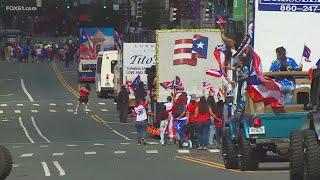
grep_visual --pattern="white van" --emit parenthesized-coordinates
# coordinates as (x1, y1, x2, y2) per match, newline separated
(95, 51, 118, 98)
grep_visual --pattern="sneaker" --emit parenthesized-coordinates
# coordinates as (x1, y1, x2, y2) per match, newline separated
(188, 140, 193, 149)
(85, 111, 88, 114)
(182, 142, 188, 147)
(74, 111, 77, 114)
(142, 138, 146, 145)
(137, 143, 141, 146)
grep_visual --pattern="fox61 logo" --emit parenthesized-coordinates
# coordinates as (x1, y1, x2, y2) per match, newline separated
(5, 6, 37, 11)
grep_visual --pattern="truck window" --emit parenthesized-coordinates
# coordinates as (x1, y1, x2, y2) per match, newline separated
(82, 64, 96, 72)
(111, 60, 117, 74)
(97, 57, 102, 73)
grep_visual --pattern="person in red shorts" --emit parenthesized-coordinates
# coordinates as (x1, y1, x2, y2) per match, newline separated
(74, 84, 91, 114)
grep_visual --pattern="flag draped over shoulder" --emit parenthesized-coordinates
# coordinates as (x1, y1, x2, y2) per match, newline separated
(246, 51, 284, 108)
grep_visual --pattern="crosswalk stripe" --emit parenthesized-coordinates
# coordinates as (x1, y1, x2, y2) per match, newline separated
(66, 103, 73, 106)
(49, 110, 56, 113)
(120, 142, 130, 145)
(146, 150, 159, 154)
(114, 151, 126, 154)
(31, 110, 38, 113)
(98, 103, 106, 105)
(20, 153, 34, 157)
(14, 110, 21, 114)
(49, 103, 56, 106)
(0, 104, 7, 107)
(53, 161, 66, 176)
(177, 150, 190, 154)
(0, 110, 3, 114)
(147, 142, 159, 145)
(208, 149, 220, 153)
(84, 151, 96, 155)
(41, 161, 51, 177)
(67, 109, 74, 112)
(17, 104, 24, 107)
(40, 145, 49, 148)
(66, 145, 78, 147)
(101, 109, 109, 112)
(93, 143, 104, 146)
(52, 153, 64, 156)
(33, 104, 40, 106)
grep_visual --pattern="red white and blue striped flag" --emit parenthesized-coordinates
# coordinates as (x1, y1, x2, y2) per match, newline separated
(205, 69, 224, 78)
(215, 14, 226, 28)
(174, 76, 184, 92)
(160, 80, 174, 91)
(246, 51, 283, 108)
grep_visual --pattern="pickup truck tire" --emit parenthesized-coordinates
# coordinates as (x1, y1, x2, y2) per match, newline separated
(238, 129, 259, 171)
(289, 129, 304, 180)
(304, 129, 320, 180)
(0, 145, 12, 180)
(222, 129, 239, 169)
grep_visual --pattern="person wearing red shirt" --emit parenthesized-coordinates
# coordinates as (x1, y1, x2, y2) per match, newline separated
(185, 94, 198, 148)
(74, 84, 91, 114)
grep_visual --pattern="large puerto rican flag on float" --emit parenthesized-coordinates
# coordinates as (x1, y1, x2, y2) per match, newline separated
(246, 51, 284, 108)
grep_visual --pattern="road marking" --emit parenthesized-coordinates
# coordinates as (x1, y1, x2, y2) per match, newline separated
(67, 109, 74, 112)
(49, 103, 56, 106)
(31, 116, 51, 143)
(114, 151, 126, 154)
(53, 161, 66, 176)
(20, 79, 34, 102)
(98, 102, 106, 105)
(131, 132, 138, 134)
(33, 103, 40, 106)
(40, 145, 49, 148)
(0, 110, 3, 114)
(17, 104, 24, 106)
(49, 109, 56, 113)
(86, 109, 91, 112)
(41, 161, 51, 177)
(66, 103, 73, 106)
(52, 153, 64, 156)
(112, 130, 131, 141)
(52, 63, 79, 97)
(12, 145, 22, 149)
(147, 142, 159, 145)
(120, 143, 130, 145)
(0, 104, 7, 107)
(31, 110, 38, 113)
(146, 150, 159, 154)
(20, 153, 33, 158)
(0, 94, 14, 97)
(66, 144, 78, 147)
(2, 119, 10, 122)
(93, 143, 104, 146)
(15, 110, 21, 114)
(208, 149, 220, 153)
(84, 151, 96, 155)
(12, 164, 19, 168)
(177, 150, 190, 154)
(100, 109, 109, 112)
(18, 117, 35, 144)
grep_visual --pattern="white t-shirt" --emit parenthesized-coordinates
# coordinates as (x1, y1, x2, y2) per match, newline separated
(134, 105, 147, 122)
(164, 102, 173, 111)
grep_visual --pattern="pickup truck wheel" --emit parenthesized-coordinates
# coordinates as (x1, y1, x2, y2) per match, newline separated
(222, 129, 239, 169)
(0, 145, 12, 180)
(238, 130, 258, 171)
(289, 129, 304, 180)
(304, 129, 320, 180)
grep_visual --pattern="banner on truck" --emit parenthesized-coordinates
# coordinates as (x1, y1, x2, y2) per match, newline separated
(156, 29, 223, 102)
(254, 0, 320, 72)
(123, 43, 156, 98)
(79, 27, 115, 60)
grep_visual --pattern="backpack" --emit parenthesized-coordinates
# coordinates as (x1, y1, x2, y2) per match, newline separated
(173, 104, 185, 119)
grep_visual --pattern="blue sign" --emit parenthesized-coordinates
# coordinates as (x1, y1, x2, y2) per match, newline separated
(259, 0, 320, 12)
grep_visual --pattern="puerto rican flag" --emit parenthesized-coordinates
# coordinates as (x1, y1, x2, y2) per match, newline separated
(206, 69, 224, 78)
(173, 34, 208, 66)
(160, 80, 174, 91)
(203, 82, 216, 95)
(174, 76, 185, 92)
(302, 45, 311, 62)
(79, 30, 96, 60)
(246, 51, 284, 108)
(215, 14, 226, 28)
(214, 45, 226, 70)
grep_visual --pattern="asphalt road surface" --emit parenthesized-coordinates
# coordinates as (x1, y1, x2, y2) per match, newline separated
(0, 60, 290, 180)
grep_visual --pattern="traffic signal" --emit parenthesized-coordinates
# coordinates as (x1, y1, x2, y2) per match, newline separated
(136, 0, 143, 23)
(205, 1, 213, 20)
(169, 6, 178, 21)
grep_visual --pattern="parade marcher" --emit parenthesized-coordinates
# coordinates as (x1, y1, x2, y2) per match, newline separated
(207, 96, 217, 147)
(159, 96, 173, 145)
(172, 92, 188, 148)
(74, 84, 91, 114)
(133, 99, 148, 145)
(22, 44, 30, 63)
(270, 47, 302, 104)
(117, 85, 130, 123)
(135, 81, 147, 102)
(185, 94, 199, 148)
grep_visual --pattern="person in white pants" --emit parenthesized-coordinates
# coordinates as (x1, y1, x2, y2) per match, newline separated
(160, 96, 173, 145)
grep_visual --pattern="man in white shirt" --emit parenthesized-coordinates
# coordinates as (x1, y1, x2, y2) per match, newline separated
(134, 100, 148, 145)
(160, 96, 173, 145)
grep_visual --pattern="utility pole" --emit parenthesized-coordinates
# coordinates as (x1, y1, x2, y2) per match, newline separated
(244, 0, 249, 34)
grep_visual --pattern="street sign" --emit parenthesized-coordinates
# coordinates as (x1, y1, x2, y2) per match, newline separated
(258, 0, 320, 12)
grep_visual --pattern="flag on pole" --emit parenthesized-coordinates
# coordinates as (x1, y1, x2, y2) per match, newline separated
(215, 14, 226, 28)
(174, 76, 185, 92)
(302, 45, 311, 62)
(130, 75, 141, 92)
(246, 51, 284, 108)
(214, 45, 226, 70)
(205, 69, 224, 78)
(160, 80, 174, 90)
(203, 82, 216, 95)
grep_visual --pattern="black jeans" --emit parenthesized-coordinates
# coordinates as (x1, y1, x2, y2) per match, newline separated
(119, 104, 128, 122)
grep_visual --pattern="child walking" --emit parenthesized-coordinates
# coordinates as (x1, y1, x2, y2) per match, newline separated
(134, 99, 148, 145)
(74, 84, 91, 114)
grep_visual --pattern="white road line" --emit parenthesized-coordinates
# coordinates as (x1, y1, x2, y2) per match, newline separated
(131, 132, 138, 134)
(66, 103, 73, 106)
(20, 79, 34, 102)
(114, 151, 126, 154)
(100, 109, 109, 112)
(52, 153, 64, 156)
(66, 145, 78, 147)
(120, 142, 130, 145)
(53, 161, 66, 176)
(84, 151, 96, 155)
(40, 145, 49, 148)
(33, 103, 40, 106)
(146, 150, 159, 154)
(31, 110, 38, 113)
(49, 103, 56, 106)
(67, 109, 74, 112)
(208, 149, 220, 153)
(41, 161, 51, 177)
(86, 109, 91, 112)
(0, 104, 7, 107)
(2, 120, 10, 122)
(112, 130, 131, 141)
(15, 110, 21, 114)
(12, 164, 19, 168)
(0, 110, 3, 114)
(93, 143, 104, 146)
(177, 150, 190, 154)
(18, 117, 35, 144)
(20, 153, 34, 157)
(98, 102, 106, 105)
(17, 104, 24, 107)
(147, 142, 159, 145)
(31, 116, 51, 143)
(49, 110, 56, 113)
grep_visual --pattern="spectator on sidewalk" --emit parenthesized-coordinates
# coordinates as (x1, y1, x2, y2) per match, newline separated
(117, 85, 130, 123)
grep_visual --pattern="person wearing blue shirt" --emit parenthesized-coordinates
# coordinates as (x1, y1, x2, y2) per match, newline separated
(270, 47, 302, 104)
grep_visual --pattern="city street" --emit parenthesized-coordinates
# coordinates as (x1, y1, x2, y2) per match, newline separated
(0, 61, 290, 180)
